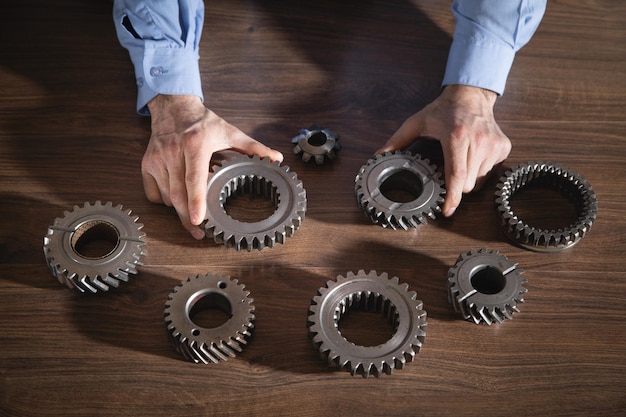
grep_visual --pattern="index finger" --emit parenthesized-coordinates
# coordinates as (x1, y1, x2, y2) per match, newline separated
(441, 137, 469, 217)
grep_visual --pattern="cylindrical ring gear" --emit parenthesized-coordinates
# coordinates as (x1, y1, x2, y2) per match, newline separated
(204, 154, 307, 251)
(447, 249, 527, 325)
(43, 201, 147, 293)
(291, 126, 341, 164)
(307, 270, 427, 378)
(495, 161, 597, 252)
(355, 151, 445, 230)
(164, 273, 255, 364)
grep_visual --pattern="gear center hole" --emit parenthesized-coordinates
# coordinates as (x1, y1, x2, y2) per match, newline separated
(337, 293, 398, 347)
(380, 169, 423, 203)
(189, 291, 233, 334)
(223, 176, 279, 223)
(71, 220, 120, 259)
(307, 131, 328, 147)
(471, 266, 506, 295)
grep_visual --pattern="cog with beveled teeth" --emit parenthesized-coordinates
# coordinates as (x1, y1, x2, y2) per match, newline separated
(355, 151, 445, 230)
(164, 273, 255, 364)
(291, 126, 341, 164)
(307, 270, 427, 378)
(204, 154, 307, 251)
(495, 161, 597, 252)
(43, 201, 147, 293)
(447, 249, 527, 325)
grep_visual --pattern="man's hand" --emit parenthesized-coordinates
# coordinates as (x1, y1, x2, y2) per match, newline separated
(376, 85, 511, 217)
(143, 95, 284, 239)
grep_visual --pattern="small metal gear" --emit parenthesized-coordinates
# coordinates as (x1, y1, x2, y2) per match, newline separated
(291, 126, 341, 164)
(307, 270, 427, 378)
(447, 249, 527, 325)
(495, 161, 597, 252)
(43, 201, 146, 293)
(164, 273, 254, 364)
(355, 151, 445, 229)
(204, 154, 307, 251)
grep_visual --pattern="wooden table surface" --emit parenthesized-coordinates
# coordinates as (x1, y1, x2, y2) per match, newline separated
(1, 1, 625, 416)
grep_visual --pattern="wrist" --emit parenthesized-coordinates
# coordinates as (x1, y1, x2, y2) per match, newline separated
(147, 95, 206, 134)
(441, 84, 497, 107)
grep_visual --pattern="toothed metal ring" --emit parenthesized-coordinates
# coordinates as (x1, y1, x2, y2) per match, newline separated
(164, 273, 255, 364)
(307, 270, 427, 378)
(495, 161, 597, 252)
(355, 151, 445, 229)
(204, 154, 307, 251)
(291, 126, 340, 164)
(447, 249, 527, 325)
(43, 201, 146, 293)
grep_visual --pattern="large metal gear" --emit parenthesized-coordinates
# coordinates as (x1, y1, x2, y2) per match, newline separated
(204, 154, 307, 251)
(354, 151, 445, 229)
(495, 161, 597, 252)
(164, 273, 255, 364)
(291, 126, 341, 164)
(43, 201, 146, 293)
(447, 249, 527, 325)
(307, 270, 427, 378)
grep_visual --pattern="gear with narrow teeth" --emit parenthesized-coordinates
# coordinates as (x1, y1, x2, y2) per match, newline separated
(355, 151, 445, 230)
(43, 201, 146, 293)
(447, 249, 527, 325)
(291, 126, 341, 164)
(204, 154, 307, 251)
(164, 273, 254, 364)
(495, 161, 597, 252)
(307, 270, 427, 378)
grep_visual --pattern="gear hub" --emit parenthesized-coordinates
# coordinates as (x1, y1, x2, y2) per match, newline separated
(308, 270, 427, 378)
(355, 151, 445, 229)
(447, 249, 527, 325)
(164, 273, 255, 364)
(43, 201, 146, 293)
(291, 126, 340, 164)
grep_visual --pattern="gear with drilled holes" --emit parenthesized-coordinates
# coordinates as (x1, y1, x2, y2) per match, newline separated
(308, 270, 427, 378)
(204, 154, 307, 251)
(164, 273, 254, 364)
(495, 161, 597, 252)
(291, 126, 341, 164)
(43, 201, 146, 293)
(447, 249, 527, 325)
(355, 151, 445, 229)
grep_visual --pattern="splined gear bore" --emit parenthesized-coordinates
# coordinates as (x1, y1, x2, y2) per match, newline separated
(355, 151, 445, 229)
(204, 154, 307, 251)
(164, 273, 254, 364)
(447, 249, 527, 325)
(308, 270, 427, 378)
(495, 161, 597, 252)
(43, 201, 146, 293)
(291, 126, 341, 164)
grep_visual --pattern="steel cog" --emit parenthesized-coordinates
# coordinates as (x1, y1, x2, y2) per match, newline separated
(204, 154, 307, 251)
(355, 151, 445, 229)
(43, 201, 146, 293)
(291, 126, 341, 164)
(308, 270, 427, 378)
(447, 249, 527, 325)
(164, 273, 255, 364)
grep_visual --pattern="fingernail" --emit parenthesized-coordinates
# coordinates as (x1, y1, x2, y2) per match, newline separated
(444, 207, 457, 217)
(191, 228, 205, 240)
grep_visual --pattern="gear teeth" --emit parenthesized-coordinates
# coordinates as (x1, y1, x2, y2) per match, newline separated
(291, 126, 340, 165)
(355, 151, 445, 230)
(495, 161, 597, 252)
(308, 270, 427, 378)
(447, 249, 527, 325)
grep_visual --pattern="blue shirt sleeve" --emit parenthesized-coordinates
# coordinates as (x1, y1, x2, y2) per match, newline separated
(442, 0, 546, 95)
(113, 0, 205, 115)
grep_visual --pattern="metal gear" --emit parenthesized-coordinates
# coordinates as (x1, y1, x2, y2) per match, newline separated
(43, 201, 146, 293)
(495, 161, 597, 252)
(307, 270, 427, 378)
(204, 154, 307, 251)
(447, 249, 527, 325)
(291, 126, 340, 164)
(164, 273, 254, 364)
(354, 151, 445, 230)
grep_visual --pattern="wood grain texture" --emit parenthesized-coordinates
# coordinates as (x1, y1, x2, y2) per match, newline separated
(1, 1, 625, 416)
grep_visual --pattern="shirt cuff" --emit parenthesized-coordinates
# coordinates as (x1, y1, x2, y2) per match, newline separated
(133, 47, 204, 115)
(442, 32, 516, 96)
